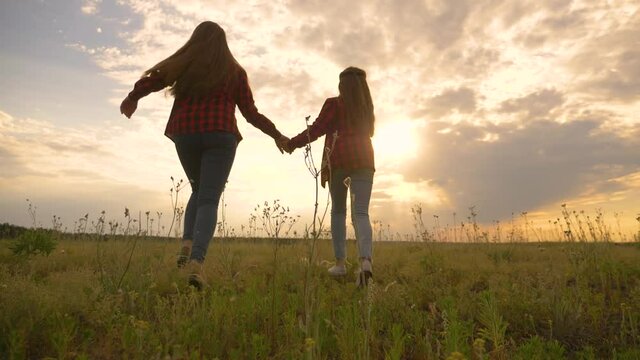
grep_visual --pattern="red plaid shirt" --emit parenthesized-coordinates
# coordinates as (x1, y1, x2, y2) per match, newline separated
(289, 97, 375, 186)
(127, 69, 282, 141)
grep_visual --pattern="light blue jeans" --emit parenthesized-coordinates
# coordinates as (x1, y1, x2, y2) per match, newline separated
(174, 132, 237, 263)
(329, 168, 374, 261)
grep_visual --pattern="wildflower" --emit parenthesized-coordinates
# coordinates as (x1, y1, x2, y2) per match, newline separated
(135, 320, 150, 330)
(473, 338, 486, 357)
(304, 337, 315, 350)
(446, 351, 466, 360)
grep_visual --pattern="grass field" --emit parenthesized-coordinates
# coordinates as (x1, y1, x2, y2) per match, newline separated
(1, 230, 640, 359)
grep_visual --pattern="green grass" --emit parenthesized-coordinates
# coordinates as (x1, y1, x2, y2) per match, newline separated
(1, 235, 640, 359)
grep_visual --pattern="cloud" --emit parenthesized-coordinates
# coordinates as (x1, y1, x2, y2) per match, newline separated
(0, 112, 49, 179)
(247, 66, 321, 119)
(499, 88, 565, 118)
(44, 141, 108, 155)
(0, 107, 176, 187)
(0, 107, 184, 229)
(0, 146, 35, 178)
(81, 0, 102, 15)
(417, 87, 477, 119)
(436, 46, 502, 80)
(514, 7, 590, 48)
(0, 175, 169, 230)
(580, 50, 640, 102)
(569, 6, 640, 102)
(43, 0, 640, 232)
(283, 0, 475, 69)
(402, 118, 640, 220)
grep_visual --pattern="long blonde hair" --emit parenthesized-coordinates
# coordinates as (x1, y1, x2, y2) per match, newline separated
(339, 67, 375, 136)
(143, 21, 241, 98)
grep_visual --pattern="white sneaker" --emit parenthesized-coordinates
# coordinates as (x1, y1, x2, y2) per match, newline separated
(361, 259, 372, 273)
(328, 264, 346, 276)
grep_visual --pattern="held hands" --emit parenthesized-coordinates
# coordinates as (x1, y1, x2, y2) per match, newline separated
(275, 135, 294, 154)
(120, 96, 138, 118)
(275, 135, 289, 154)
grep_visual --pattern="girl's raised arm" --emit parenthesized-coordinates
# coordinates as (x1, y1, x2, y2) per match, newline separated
(120, 71, 166, 118)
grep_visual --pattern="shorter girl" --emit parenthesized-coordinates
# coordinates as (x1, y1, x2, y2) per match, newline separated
(286, 67, 375, 286)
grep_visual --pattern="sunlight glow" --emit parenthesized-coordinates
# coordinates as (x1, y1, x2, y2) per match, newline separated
(374, 174, 450, 207)
(385, 182, 444, 205)
(373, 120, 420, 164)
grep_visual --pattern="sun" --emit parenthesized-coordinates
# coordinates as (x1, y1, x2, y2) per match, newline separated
(372, 120, 420, 163)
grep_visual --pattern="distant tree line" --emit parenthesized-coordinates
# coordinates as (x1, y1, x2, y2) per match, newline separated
(0, 223, 28, 239)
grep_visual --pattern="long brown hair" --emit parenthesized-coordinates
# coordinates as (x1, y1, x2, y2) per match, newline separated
(339, 67, 375, 136)
(143, 21, 241, 98)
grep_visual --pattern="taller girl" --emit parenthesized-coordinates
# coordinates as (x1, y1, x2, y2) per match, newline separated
(120, 21, 288, 289)
(286, 67, 375, 286)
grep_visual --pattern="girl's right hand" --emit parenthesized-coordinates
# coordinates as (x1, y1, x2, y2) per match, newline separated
(120, 96, 138, 118)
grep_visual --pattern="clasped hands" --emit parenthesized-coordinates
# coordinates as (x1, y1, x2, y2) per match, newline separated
(275, 135, 294, 154)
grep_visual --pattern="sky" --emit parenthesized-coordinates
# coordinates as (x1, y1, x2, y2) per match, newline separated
(1, 0, 639, 239)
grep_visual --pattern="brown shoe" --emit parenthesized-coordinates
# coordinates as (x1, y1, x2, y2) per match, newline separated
(185, 260, 205, 290)
(176, 246, 191, 268)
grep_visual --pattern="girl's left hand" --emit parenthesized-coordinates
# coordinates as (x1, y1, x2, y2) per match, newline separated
(120, 96, 138, 118)
(275, 135, 290, 154)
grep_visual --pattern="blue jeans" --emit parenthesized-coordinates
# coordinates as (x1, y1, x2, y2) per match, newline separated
(329, 168, 374, 261)
(174, 132, 237, 263)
